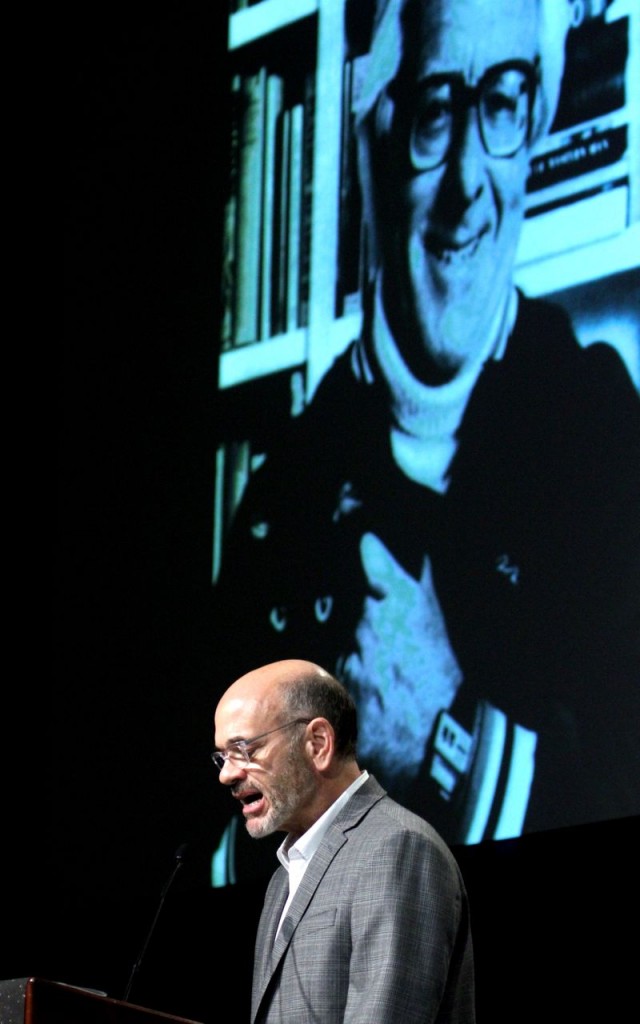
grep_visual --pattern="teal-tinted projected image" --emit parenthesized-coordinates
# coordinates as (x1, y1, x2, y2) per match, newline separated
(212, 0, 640, 885)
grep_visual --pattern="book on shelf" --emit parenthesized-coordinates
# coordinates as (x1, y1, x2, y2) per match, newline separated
(233, 65, 268, 346)
(260, 72, 285, 340)
(527, 123, 628, 199)
(298, 70, 315, 329)
(274, 104, 291, 337)
(336, 52, 369, 317)
(212, 438, 253, 582)
(524, 10, 630, 211)
(550, 11, 628, 136)
(286, 102, 305, 332)
(224, 439, 252, 532)
(518, 179, 629, 268)
(221, 73, 242, 351)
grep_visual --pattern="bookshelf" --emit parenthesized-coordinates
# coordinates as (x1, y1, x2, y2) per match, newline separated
(213, 0, 640, 581)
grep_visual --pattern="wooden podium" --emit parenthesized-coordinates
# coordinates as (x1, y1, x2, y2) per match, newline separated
(23, 978, 204, 1024)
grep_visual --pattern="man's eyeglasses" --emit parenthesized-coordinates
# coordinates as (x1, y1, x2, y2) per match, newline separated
(211, 718, 312, 771)
(391, 60, 538, 172)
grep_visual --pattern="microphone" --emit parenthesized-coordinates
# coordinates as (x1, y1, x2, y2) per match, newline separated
(122, 842, 189, 1002)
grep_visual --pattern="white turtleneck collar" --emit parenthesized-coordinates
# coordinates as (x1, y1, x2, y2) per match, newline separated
(352, 277, 517, 493)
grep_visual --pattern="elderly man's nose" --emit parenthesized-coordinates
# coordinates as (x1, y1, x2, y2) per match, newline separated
(448, 111, 485, 202)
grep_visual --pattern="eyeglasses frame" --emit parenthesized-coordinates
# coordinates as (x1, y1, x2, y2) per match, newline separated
(387, 58, 540, 172)
(211, 717, 312, 771)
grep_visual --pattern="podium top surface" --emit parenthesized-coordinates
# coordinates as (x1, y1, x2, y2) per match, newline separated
(24, 978, 205, 1024)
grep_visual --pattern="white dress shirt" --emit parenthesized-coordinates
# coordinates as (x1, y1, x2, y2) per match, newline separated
(274, 770, 370, 938)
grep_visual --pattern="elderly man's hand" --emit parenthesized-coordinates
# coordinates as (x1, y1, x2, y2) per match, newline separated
(339, 532, 462, 790)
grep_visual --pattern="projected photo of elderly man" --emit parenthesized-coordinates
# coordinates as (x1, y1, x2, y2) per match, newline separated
(214, 0, 640, 861)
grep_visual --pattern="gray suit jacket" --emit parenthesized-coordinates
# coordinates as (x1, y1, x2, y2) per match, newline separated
(251, 776, 475, 1023)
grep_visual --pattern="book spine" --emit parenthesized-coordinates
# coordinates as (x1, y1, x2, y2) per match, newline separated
(260, 73, 285, 340)
(527, 124, 627, 196)
(221, 73, 242, 351)
(336, 53, 368, 316)
(298, 71, 315, 328)
(286, 102, 304, 332)
(336, 58, 353, 318)
(212, 443, 226, 584)
(550, 13, 628, 135)
(518, 181, 628, 266)
(274, 106, 291, 336)
(233, 66, 268, 346)
(224, 439, 252, 530)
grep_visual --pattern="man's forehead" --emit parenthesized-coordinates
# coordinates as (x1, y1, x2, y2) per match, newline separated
(405, 0, 538, 79)
(215, 694, 264, 742)
(214, 660, 311, 742)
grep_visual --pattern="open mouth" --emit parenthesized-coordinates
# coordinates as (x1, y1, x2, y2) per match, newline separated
(236, 787, 261, 805)
(235, 786, 265, 815)
(242, 792, 261, 806)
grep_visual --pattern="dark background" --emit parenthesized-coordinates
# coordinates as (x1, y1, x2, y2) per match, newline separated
(15, 6, 635, 1023)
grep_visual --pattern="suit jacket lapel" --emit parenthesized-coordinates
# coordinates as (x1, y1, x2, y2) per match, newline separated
(252, 873, 287, 1005)
(252, 777, 386, 1020)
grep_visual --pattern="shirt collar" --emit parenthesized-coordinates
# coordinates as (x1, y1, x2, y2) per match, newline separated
(277, 770, 370, 872)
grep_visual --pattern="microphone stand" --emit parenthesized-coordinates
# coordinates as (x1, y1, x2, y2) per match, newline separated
(122, 843, 188, 1002)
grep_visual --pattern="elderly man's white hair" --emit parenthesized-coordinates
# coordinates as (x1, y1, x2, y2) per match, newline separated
(354, 0, 574, 279)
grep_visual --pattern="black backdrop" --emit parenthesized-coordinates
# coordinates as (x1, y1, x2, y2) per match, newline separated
(27, 6, 637, 1023)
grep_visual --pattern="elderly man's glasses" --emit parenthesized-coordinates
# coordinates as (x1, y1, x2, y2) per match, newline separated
(211, 718, 311, 771)
(394, 60, 538, 171)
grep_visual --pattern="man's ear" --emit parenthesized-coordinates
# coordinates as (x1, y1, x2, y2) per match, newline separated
(306, 717, 334, 769)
